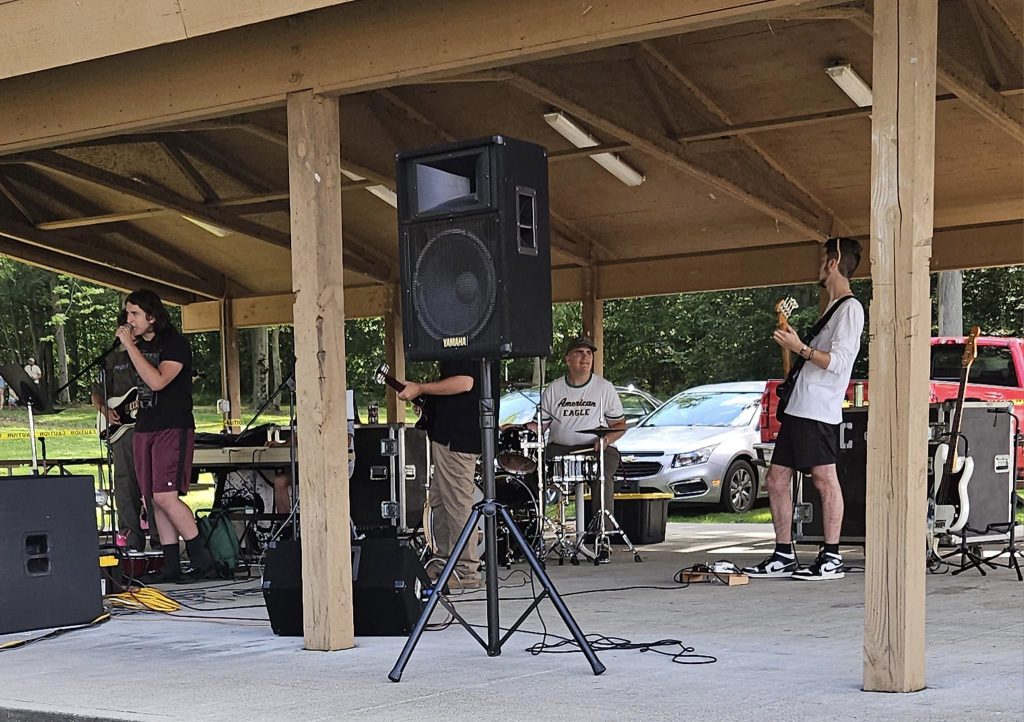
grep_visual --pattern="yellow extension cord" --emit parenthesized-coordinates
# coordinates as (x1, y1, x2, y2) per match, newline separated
(106, 586, 181, 613)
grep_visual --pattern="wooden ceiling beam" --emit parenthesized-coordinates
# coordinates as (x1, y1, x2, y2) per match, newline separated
(636, 42, 844, 234)
(0, 176, 36, 223)
(0, 215, 221, 298)
(0, 234, 196, 305)
(172, 134, 276, 194)
(0, 0, 858, 155)
(833, 6, 1024, 143)
(507, 68, 830, 240)
(160, 141, 219, 202)
(9, 150, 292, 249)
(1, 166, 232, 290)
(629, 49, 683, 138)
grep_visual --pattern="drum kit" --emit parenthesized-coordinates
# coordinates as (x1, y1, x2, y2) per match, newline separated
(486, 421, 642, 567)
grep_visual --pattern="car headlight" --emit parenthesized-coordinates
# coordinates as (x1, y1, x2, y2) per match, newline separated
(671, 445, 717, 468)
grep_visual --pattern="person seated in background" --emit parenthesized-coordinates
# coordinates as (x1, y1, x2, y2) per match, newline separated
(528, 335, 625, 562)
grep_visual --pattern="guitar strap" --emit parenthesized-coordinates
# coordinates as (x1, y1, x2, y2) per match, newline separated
(777, 295, 855, 405)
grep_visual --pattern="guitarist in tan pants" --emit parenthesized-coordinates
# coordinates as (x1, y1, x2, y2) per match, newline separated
(92, 315, 155, 552)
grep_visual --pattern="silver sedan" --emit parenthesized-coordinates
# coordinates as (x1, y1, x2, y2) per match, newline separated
(616, 382, 767, 513)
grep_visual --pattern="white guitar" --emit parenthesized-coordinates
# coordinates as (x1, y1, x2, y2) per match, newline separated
(931, 327, 980, 535)
(96, 387, 141, 443)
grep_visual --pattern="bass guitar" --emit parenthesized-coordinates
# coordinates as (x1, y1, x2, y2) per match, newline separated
(374, 363, 429, 430)
(775, 297, 799, 376)
(932, 326, 980, 535)
(96, 387, 140, 443)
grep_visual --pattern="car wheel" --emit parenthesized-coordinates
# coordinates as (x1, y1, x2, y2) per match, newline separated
(719, 460, 757, 513)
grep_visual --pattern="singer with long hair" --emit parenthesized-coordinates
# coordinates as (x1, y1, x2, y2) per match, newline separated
(116, 289, 215, 582)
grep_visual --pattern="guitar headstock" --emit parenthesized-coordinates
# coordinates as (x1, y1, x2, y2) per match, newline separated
(775, 297, 798, 327)
(962, 326, 981, 367)
(374, 363, 390, 384)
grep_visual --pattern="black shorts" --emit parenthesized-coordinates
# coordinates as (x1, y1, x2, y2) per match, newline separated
(771, 413, 839, 474)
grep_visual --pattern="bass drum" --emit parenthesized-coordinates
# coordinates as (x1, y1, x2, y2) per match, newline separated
(426, 475, 541, 566)
(487, 475, 541, 564)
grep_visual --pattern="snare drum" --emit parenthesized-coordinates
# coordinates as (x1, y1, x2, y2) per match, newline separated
(497, 426, 539, 475)
(547, 453, 599, 489)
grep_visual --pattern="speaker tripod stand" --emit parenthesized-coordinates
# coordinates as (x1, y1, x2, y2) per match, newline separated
(389, 360, 605, 681)
(572, 427, 642, 565)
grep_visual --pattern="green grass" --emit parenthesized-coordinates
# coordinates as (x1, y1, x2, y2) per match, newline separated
(669, 506, 774, 524)
(4, 405, 1022, 527)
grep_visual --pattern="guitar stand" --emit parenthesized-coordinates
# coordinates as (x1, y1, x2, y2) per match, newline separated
(940, 526, 1000, 577)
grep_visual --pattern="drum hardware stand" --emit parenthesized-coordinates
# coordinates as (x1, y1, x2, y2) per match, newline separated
(572, 428, 642, 565)
(543, 481, 575, 565)
(390, 360, 605, 682)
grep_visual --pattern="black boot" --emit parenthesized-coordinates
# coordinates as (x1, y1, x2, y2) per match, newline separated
(152, 543, 183, 583)
(182, 533, 218, 581)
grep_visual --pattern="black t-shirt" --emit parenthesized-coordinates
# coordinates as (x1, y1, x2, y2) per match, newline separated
(424, 360, 500, 455)
(92, 349, 136, 401)
(132, 328, 195, 432)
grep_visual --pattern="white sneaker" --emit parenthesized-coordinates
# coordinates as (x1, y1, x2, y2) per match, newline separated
(792, 550, 845, 581)
(742, 552, 798, 578)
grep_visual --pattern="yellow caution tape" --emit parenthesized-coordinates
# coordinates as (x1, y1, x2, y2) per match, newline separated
(0, 428, 97, 440)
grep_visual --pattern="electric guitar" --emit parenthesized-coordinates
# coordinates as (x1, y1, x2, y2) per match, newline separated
(775, 297, 799, 376)
(96, 387, 141, 443)
(932, 326, 980, 535)
(373, 363, 429, 430)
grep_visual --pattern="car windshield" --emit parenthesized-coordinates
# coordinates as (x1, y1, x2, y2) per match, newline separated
(642, 391, 761, 428)
(499, 390, 540, 425)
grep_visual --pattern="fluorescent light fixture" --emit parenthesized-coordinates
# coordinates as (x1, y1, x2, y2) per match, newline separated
(825, 63, 873, 107)
(342, 169, 398, 208)
(182, 215, 230, 237)
(543, 111, 645, 187)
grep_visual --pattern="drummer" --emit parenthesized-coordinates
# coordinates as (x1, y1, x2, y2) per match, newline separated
(527, 336, 625, 548)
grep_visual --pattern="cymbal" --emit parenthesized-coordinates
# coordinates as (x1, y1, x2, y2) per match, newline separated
(580, 426, 619, 436)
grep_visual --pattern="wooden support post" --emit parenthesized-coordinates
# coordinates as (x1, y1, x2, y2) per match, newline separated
(863, 0, 937, 693)
(582, 266, 604, 377)
(384, 285, 406, 424)
(219, 298, 242, 433)
(287, 89, 353, 651)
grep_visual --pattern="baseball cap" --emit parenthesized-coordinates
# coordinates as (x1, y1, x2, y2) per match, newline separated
(564, 335, 597, 354)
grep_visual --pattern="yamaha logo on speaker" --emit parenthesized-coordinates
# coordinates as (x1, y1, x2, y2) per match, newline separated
(443, 336, 468, 348)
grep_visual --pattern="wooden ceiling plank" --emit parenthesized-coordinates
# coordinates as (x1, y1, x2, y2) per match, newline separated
(160, 141, 219, 202)
(637, 42, 841, 235)
(507, 68, 828, 240)
(14, 150, 292, 249)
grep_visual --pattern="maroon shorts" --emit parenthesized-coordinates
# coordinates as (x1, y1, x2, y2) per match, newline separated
(134, 428, 195, 496)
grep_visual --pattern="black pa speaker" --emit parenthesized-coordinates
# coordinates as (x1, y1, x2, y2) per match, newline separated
(0, 475, 103, 635)
(799, 408, 868, 543)
(396, 135, 552, 360)
(262, 537, 429, 637)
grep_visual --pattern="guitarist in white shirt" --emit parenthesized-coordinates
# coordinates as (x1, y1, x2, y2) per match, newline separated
(91, 311, 154, 552)
(743, 237, 865, 581)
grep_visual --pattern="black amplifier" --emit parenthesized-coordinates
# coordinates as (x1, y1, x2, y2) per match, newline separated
(350, 425, 429, 533)
(796, 403, 1016, 546)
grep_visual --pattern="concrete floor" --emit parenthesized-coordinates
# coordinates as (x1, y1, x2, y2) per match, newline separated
(1, 523, 1022, 722)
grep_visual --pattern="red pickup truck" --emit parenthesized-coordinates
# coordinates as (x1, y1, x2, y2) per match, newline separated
(758, 336, 1024, 479)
